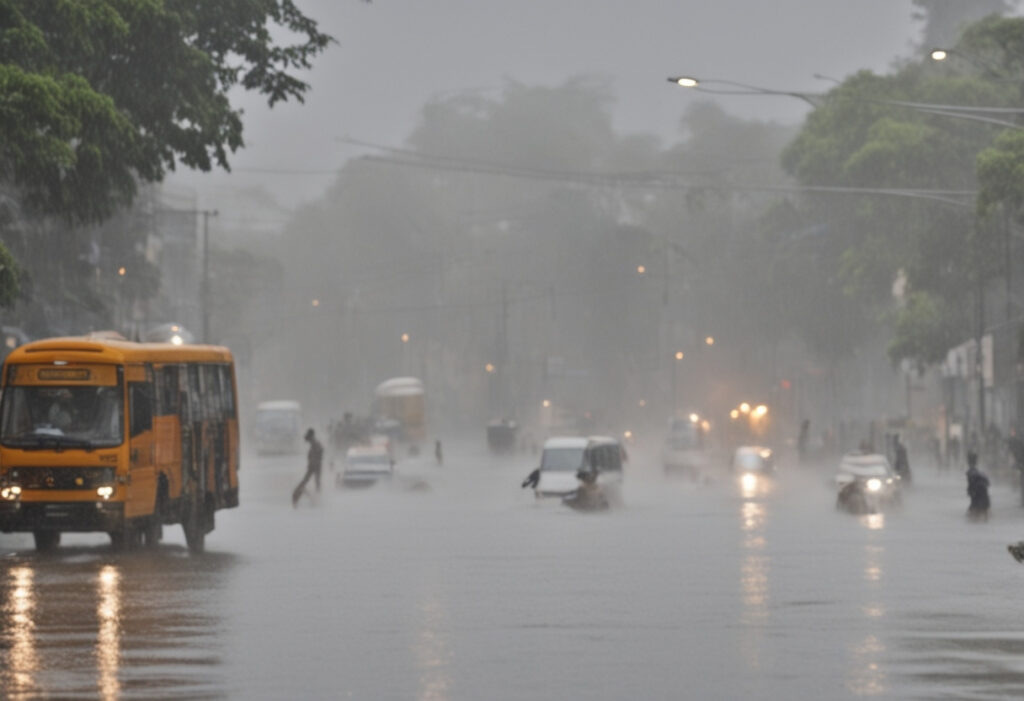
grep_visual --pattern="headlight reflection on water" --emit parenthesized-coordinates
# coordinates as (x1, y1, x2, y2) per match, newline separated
(4, 566, 39, 698)
(740, 500, 770, 670)
(97, 565, 122, 701)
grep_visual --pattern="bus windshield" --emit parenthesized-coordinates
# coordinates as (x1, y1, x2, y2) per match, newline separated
(1, 386, 124, 448)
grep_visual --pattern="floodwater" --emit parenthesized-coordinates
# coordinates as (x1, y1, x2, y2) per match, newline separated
(3, 439, 1024, 700)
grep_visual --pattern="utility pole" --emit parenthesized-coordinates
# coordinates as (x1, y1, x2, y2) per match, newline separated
(497, 283, 509, 415)
(977, 278, 986, 433)
(200, 209, 218, 344)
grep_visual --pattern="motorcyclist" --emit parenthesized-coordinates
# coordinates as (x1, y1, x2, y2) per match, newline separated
(965, 450, 990, 521)
(836, 479, 868, 514)
(562, 467, 609, 512)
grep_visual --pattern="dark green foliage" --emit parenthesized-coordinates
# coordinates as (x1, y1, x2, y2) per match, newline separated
(0, 0, 333, 224)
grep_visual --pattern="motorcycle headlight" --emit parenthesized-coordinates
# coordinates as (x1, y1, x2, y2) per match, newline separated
(866, 478, 882, 492)
(741, 473, 758, 491)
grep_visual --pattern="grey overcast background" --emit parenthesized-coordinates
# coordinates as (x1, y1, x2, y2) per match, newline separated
(167, 0, 921, 209)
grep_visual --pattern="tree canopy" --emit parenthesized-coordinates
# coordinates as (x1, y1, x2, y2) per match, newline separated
(0, 0, 333, 225)
(781, 14, 1024, 365)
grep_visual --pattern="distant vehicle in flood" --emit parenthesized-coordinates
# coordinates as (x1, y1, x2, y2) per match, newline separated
(835, 453, 902, 514)
(374, 377, 425, 448)
(663, 415, 709, 480)
(253, 400, 303, 455)
(732, 445, 776, 494)
(528, 436, 625, 500)
(487, 418, 518, 454)
(339, 445, 394, 489)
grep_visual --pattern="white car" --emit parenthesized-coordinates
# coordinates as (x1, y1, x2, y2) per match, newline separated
(732, 445, 776, 492)
(532, 436, 626, 499)
(339, 446, 393, 488)
(834, 453, 901, 513)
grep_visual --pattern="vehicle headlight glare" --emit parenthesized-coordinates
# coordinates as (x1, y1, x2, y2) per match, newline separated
(96, 485, 114, 500)
(741, 473, 758, 491)
(1, 485, 21, 500)
(866, 478, 882, 492)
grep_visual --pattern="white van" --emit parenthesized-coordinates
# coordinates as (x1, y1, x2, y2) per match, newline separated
(533, 436, 626, 498)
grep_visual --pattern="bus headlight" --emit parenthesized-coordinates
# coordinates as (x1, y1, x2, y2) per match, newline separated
(866, 478, 882, 492)
(1, 485, 21, 500)
(96, 485, 115, 500)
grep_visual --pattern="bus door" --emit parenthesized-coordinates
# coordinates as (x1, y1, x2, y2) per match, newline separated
(126, 365, 157, 519)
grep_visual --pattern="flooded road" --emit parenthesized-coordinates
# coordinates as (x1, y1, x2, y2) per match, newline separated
(3, 440, 1024, 699)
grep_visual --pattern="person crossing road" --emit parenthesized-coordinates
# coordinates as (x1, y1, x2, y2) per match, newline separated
(292, 428, 324, 507)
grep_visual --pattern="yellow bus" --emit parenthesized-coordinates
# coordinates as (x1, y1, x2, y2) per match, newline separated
(374, 377, 426, 444)
(0, 337, 239, 552)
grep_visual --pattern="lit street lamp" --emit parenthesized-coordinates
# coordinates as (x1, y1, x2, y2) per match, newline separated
(667, 75, 821, 105)
(928, 47, 1004, 77)
(400, 333, 411, 375)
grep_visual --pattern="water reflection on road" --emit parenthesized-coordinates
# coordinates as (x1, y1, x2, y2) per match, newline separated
(5, 566, 39, 699)
(0, 548, 235, 699)
(739, 496, 769, 673)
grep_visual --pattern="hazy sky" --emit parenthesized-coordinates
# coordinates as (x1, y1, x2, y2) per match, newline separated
(167, 0, 921, 211)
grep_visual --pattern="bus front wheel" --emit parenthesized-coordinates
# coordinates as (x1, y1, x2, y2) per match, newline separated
(109, 526, 141, 551)
(33, 530, 60, 552)
(182, 500, 205, 553)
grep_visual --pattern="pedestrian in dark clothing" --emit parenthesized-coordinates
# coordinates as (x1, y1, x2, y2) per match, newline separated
(434, 439, 443, 466)
(797, 419, 810, 464)
(521, 467, 541, 490)
(1007, 429, 1024, 506)
(292, 428, 324, 507)
(893, 436, 911, 484)
(966, 450, 990, 521)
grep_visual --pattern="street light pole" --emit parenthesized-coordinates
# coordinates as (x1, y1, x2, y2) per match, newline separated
(672, 351, 684, 418)
(200, 209, 218, 344)
(667, 75, 1024, 130)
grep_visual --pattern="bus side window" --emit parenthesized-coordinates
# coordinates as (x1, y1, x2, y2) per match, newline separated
(219, 365, 236, 419)
(188, 365, 203, 421)
(156, 366, 179, 416)
(203, 365, 222, 419)
(130, 383, 154, 437)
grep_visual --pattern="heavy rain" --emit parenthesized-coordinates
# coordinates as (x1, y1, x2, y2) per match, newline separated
(3, 1, 1024, 699)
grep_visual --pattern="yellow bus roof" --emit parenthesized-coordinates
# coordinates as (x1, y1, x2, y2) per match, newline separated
(4, 337, 234, 366)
